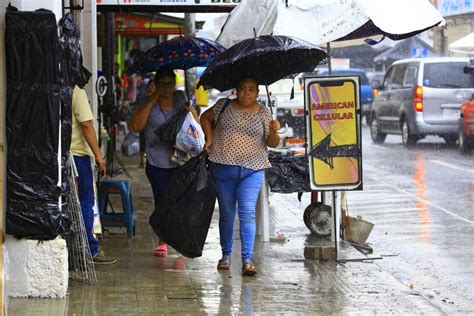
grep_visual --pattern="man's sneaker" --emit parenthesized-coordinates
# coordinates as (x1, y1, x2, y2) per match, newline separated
(93, 250, 117, 265)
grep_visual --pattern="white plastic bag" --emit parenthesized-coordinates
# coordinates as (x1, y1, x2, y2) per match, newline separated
(175, 112, 205, 157)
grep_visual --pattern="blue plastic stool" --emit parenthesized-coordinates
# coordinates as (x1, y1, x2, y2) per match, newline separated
(98, 180, 136, 237)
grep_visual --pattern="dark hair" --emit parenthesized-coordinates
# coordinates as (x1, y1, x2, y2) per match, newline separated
(154, 67, 176, 85)
(237, 75, 258, 88)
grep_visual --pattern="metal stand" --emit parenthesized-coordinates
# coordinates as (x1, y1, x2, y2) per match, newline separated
(256, 174, 270, 242)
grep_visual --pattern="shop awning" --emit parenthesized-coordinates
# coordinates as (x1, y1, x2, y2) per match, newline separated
(115, 13, 204, 36)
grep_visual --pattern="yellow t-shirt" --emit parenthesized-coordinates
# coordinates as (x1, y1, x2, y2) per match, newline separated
(70, 86, 94, 157)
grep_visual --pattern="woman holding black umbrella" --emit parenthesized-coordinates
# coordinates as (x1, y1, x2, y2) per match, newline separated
(201, 76, 280, 276)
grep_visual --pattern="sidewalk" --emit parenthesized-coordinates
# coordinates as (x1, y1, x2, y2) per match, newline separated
(7, 153, 445, 315)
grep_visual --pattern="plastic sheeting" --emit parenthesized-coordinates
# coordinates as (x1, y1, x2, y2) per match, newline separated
(149, 153, 217, 258)
(5, 8, 82, 239)
(121, 132, 140, 157)
(154, 110, 187, 145)
(267, 152, 311, 194)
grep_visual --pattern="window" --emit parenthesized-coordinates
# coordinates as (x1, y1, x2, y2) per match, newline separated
(383, 67, 394, 90)
(391, 64, 407, 89)
(423, 62, 474, 89)
(403, 66, 418, 86)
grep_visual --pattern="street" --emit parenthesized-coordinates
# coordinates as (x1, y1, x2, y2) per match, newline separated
(346, 125, 474, 313)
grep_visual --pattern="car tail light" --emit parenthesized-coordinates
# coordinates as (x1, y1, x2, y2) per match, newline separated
(413, 85, 423, 112)
(373, 88, 379, 97)
(291, 108, 305, 116)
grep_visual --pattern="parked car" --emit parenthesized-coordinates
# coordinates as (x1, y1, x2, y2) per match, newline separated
(317, 68, 374, 124)
(370, 57, 474, 146)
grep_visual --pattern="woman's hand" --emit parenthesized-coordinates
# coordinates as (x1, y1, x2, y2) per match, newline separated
(187, 105, 199, 122)
(267, 119, 281, 148)
(269, 119, 281, 133)
(204, 140, 213, 154)
(149, 88, 161, 103)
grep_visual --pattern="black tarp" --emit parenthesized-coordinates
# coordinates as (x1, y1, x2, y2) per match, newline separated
(57, 13, 92, 236)
(267, 152, 311, 194)
(6, 7, 65, 239)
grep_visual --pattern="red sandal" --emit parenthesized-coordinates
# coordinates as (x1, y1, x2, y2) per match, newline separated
(154, 243, 168, 257)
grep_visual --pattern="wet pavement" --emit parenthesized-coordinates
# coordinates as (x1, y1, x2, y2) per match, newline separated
(7, 126, 474, 315)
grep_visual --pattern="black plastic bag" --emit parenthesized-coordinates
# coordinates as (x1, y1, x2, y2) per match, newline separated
(121, 132, 140, 157)
(154, 110, 187, 145)
(149, 153, 217, 258)
(5, 7, 64, 239)
(267, 152, 311, 193)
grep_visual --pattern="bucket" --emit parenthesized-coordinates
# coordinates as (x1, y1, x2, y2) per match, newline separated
(347, 216, 374, 244)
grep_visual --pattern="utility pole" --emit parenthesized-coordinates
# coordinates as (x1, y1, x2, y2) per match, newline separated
(184, 13, 196, 103)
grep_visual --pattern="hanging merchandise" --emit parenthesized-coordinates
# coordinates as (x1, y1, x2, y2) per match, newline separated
(5, 6, 65, 239)
(57, 12, 92, 237)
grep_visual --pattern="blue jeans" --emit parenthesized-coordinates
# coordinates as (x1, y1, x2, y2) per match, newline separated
(73, 156, 99, 257)
(211, 163, 264, 260)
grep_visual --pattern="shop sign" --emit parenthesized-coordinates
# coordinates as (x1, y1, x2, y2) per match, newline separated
(305, 76, 362, 191)
(97, 0, 240, 6)
(438, 0, 474, 16)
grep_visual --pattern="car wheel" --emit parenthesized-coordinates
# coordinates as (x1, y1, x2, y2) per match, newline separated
(370, 116, 386, 144)
(443, 135, 457, 146)
(401, 119, 417, 147)
(459, 119, 472, 154)
(365, 113, 372, 126)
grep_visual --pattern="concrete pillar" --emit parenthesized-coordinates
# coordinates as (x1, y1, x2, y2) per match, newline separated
(4, 0, 69, 299)
(4, 236, 68, 298)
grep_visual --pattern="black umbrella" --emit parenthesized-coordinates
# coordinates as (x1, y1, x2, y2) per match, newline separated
(197, 35, 328, 113)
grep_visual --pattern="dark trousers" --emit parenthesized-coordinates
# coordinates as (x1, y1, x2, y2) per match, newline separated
(145, 162, 177, 209)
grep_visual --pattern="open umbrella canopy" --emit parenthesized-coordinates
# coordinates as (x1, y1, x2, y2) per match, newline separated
(198, 35, 328, 92)
(449, 32, 474, 55)
(217, 0, 445, 48)
(125, 36, 226, 75)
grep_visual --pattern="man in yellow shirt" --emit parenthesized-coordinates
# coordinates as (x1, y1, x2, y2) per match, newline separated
(71, 85, 116, 264)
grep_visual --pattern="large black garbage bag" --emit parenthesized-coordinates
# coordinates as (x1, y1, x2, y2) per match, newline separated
(154, 109, 187, 145)
(5, 6, 63, 239)
(267, 152, 311, 193)
(149, 153, 217, 258)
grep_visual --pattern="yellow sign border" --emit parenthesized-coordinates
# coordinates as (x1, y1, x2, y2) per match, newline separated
(305, 76, 363, 191)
